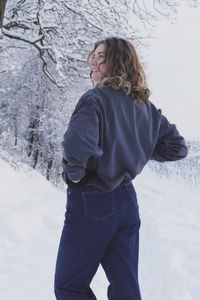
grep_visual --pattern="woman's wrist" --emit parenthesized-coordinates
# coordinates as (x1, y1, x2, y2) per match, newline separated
(71, 179, 81, 183)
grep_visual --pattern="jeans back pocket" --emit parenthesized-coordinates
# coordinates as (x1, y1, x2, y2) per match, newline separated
(82, 191, 115, 222)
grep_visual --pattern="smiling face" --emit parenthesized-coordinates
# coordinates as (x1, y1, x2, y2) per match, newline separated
(89, 43, 107, 83)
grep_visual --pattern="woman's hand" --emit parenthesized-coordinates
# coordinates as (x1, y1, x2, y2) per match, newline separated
(71, 179, 80, 183)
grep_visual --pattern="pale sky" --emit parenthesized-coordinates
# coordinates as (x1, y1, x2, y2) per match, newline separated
(141, 3, 200, 140)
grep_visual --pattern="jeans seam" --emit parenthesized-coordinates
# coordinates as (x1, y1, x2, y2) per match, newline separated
(119, 187, 126, 223)
(124, 184, 139, 209)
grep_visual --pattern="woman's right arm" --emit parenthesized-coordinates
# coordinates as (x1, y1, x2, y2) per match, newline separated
(151, 113, 188, 162)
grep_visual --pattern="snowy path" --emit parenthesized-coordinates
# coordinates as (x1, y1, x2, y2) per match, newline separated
(134, 172, 200, 300)
(0, 159, 199, 300)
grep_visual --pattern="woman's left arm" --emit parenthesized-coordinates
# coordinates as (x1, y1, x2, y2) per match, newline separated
(62, 98, 103, 182)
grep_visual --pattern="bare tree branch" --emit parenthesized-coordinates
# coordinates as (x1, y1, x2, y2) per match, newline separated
(2, 29, 59, 85)
(153, 0, 170, 18)
(63, 3, 104, 32)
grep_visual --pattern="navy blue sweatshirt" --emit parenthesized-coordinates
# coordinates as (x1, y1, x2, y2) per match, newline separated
(62, 86, 188, 192)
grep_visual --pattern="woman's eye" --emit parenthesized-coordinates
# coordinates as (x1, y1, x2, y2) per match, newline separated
(90, 54, 104, 61)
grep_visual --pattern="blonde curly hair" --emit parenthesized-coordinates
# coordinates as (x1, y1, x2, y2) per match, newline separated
(87, 37, 151, 102)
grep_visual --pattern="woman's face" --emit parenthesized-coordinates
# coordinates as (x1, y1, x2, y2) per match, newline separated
(90, 43, 107, 83)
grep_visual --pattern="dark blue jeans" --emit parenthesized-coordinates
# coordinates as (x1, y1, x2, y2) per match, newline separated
(54, 178, 141, 300)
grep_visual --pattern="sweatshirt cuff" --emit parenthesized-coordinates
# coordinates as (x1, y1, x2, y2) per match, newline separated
(67, 169, 86, 181)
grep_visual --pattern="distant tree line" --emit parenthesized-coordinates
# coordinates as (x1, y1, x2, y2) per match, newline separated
(148, 140, 200, 188)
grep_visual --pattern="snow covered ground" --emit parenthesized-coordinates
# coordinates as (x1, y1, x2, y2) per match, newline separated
(0, 158, 199, 300)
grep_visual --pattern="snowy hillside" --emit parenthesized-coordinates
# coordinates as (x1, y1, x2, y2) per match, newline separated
(0, 158, 199, 300)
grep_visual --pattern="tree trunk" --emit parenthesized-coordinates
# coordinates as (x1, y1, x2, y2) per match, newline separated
(0, 0, 8, 28)
(33, 149, 39, 169)
(14, 121, 18, 146)
(46, 159, 53, 181)
(26, 117, 40, 157)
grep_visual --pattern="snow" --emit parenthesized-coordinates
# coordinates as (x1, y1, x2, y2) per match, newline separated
(0, 158, 199, 300)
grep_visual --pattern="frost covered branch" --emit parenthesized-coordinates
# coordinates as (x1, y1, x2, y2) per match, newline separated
(1, 0, 200, 86)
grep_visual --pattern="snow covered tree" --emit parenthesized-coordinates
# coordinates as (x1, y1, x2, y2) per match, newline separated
(1, 0, 199, 86)
(0, 0, 200, 185)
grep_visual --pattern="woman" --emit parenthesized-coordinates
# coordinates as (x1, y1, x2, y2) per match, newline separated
(54, 37, 188, 300)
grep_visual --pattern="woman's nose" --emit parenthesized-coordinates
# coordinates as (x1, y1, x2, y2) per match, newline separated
(91, 58, 98, 66)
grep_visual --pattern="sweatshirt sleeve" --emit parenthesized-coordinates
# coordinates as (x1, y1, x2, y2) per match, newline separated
(151, 111, 188, 162)
(62, 96, 103, 181)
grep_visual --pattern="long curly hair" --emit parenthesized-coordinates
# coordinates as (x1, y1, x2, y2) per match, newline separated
(87, 37, 151, 102)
